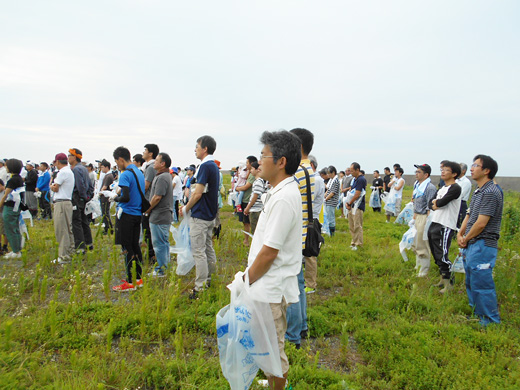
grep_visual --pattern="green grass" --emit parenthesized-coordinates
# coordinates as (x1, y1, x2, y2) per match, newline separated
(0, 185, 519, 389)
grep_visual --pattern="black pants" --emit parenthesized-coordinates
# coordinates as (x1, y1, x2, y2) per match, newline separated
(38, 191, 52, 219)
(141, 213, 155, 259)
(174, 200, 179, 221)
(117, 212, 143, 283)
(427, 222, 454, 279)
(72, 194, 93, 250)
(100, 196, 113, 233)
(372, 207, 381, 212)
(457, 200, 467, 229)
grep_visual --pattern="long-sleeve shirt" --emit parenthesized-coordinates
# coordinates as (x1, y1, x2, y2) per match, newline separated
(25, 169, 38, 191)
(36, 171, 51, 192)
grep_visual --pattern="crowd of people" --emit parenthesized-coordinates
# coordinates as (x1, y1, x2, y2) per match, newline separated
(0, 130, 504, 389)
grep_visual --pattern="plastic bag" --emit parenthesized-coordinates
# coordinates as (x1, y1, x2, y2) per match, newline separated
(19, 214, 30, 248)
(170, 213, 195, 275)
(423, 214, 434, 241)
(21, 210, 33, 227)
(399, 220, 416, 262)
(369, 189, 381, 208)
(395, 202, 414, 225)
(217, 272, 283, 390)
(85, 197, 102, 219)
(350, 189, 366, 216)
(383, 191, 397, 214)
(451, 249, 465, 273)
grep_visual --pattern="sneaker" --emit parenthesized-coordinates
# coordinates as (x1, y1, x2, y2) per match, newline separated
(305, 287, 315, 294)
(4, 252, 22, 259)
(188, 289, 199, 300)
(351, 246, 358, 251)
(148, 270, 166, 278)
(112, 281, 136, 292)
(51, 257, 70, 264)
(135, 279, 144, 288)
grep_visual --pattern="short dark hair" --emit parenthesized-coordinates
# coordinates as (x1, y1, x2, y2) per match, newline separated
(100, 159, 111, 168)
(374, 170, 379, 174)
(396, 167, 404, 175)
(473, 154, 498, 179)
(259, 130, 301, 175)
(393, 163, 401, 169)
(360, 170, 365, 175)
(339, 171, 345, 176)
(40, 162, 49, 169)
(440, 160, 461, 179)
(319, 168, 328, 176)
(351, 162, 361, 171)
(196, 135, 217, 155)
(6, 159, 23, 175)
(384, 167, 390, 172)
(113, 146, 131, 162)
(250, 161, 259, 169)
(144, 144, 159, 159)
(290, 128, 314, 156)
(246, 155, 258, 164)
(328, 165, 337, 175)
(157, 152, 171, 169)
(133, 154, 145, 165)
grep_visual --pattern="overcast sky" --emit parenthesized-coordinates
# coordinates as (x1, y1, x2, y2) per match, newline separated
(1, 1, 518, 176)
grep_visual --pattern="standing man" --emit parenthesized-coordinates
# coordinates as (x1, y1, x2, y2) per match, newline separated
(25, 161, 39, 218)
(371, 170, 383, 212)
(385, 167, 405, 222)
(411, 164, 437, 277)
(235, 156, 257, 246)
(50, 153, 75, 264)
(68, 148, 93, 252)
(111, 147, 145, 292)
(171, 167, 183, 222)
(345, 162, 367, 250)
(324, 166, 339, 236)
(142, 143, 159, 262)
(99, 159, 114, 235)
(383, 167, 392, 193)
(458, 155, 503, 326)
(457, 163, 472, 228)
(179, 136, 219, 299)
(36, 162, 52, 219)
(285, 128, 315, 349)
(242, 130, 302, 390)
(427, 161, 462, 293)
(144, 153, 174, 277)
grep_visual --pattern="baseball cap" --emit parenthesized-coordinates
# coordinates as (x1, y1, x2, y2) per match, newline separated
(26, 161, 36, 167)
(414, 164, 431, 175)
(171, 167, 178, 173)
(54, 153, 68, 162)
(214, 159, 221, 169)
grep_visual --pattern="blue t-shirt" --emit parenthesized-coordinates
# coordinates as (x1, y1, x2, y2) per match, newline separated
(352, 175, 367, 212)
(118, 164, 145, 216)
(191, 161, 219, 221)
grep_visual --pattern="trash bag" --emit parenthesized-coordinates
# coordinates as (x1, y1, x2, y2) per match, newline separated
(217, 272, 283, 390)
(85, 196, 102, 219)
(383, 191, 397, 215)
(369, 189, 381, 208)
(451, 249, 465, 273)
(399, 220, 416, 262)
(350, 189, 366, 216)
(170, 213, 195, 275)
(19, 214, 30, 248)
(21, 210, 33, 227)
(395, 202, 414, 225)
(423, 213, 434, 241)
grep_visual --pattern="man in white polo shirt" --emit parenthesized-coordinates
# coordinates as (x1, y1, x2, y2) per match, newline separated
(50, 153, 75, 264)
(243, 130, 302, 390)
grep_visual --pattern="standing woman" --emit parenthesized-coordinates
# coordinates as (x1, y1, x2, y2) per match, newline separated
(0, 159, 25, 259)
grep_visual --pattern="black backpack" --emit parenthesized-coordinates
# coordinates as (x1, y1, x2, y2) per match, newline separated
(300, 165, 325, 257)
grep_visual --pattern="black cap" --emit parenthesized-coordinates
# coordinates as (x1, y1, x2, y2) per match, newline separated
(414, 164, 431, 175)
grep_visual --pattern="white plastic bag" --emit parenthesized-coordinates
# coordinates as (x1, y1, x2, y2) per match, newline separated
(170, 213, 195, 275)
(383, 190, 397, 215)
(395, 202, 414, 225)
(350, 189, 366, 216)
(369, 190, 381, 208)
(451, 249, 465, 273)
(19, 214, 30, 248)
(217, 272, 282, 390)
(399, 220, 417, 262)
(85, 197, 102, 219)
(423, 213, 434, 241)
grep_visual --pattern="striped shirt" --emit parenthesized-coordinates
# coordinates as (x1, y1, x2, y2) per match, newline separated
(325, 175, 340, 207)
(466, 180, 503, 248)
(293, 160, 315, 248)
(250, 178, 266, 212)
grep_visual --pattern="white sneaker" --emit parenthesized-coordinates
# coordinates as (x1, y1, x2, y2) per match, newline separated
(3, 252, 21, 259)
(351, 246, 358, 251)
(148, 270, 166, 278)
(52, 257, 70, 264)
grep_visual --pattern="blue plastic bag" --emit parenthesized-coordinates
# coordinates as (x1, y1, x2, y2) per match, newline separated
(369, 189, 381, 208)
(399, 220, 417, 262)
(395, 202, 414, 225)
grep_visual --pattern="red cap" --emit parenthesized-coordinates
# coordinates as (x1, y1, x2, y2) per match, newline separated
(54, 153, 67, 162)
(214, 159, 221, 169)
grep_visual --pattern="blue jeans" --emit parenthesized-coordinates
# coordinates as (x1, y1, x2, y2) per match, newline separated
(325, 205, 336, 228)
(285, 266, 307, 344)
(463, 239, 500, 325)
(150, 223, 170, 273)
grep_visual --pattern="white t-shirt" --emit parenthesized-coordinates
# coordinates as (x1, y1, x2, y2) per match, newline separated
(54, 166, 75, 200)
(172, 175, 183, 199)
(393, 177, 405, 199)
(0, 166, 8, 185)
(247, 176, 302, 304)
(457, 176, 472, 202)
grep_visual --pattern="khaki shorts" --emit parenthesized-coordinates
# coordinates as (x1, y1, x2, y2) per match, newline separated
(265, 298, 289, 377)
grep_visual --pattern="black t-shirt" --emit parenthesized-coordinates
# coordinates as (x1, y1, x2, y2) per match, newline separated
(372, 178, 383, 194)
(383, 174, 392, 193)
(5, 174, 25, 207)
(352, 175, 368, 212)
(25, 169, 38, 191)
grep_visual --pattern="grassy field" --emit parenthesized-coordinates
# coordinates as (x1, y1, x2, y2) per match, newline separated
(1, 184, 519, 390)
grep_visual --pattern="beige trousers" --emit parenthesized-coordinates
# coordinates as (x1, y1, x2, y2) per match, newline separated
(304, 255, 317, 289)
(189, 217, 217, 290)
(53, 201, 75, 259)
(413, 213, 431, 274)
(348, 209, 364, 246)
